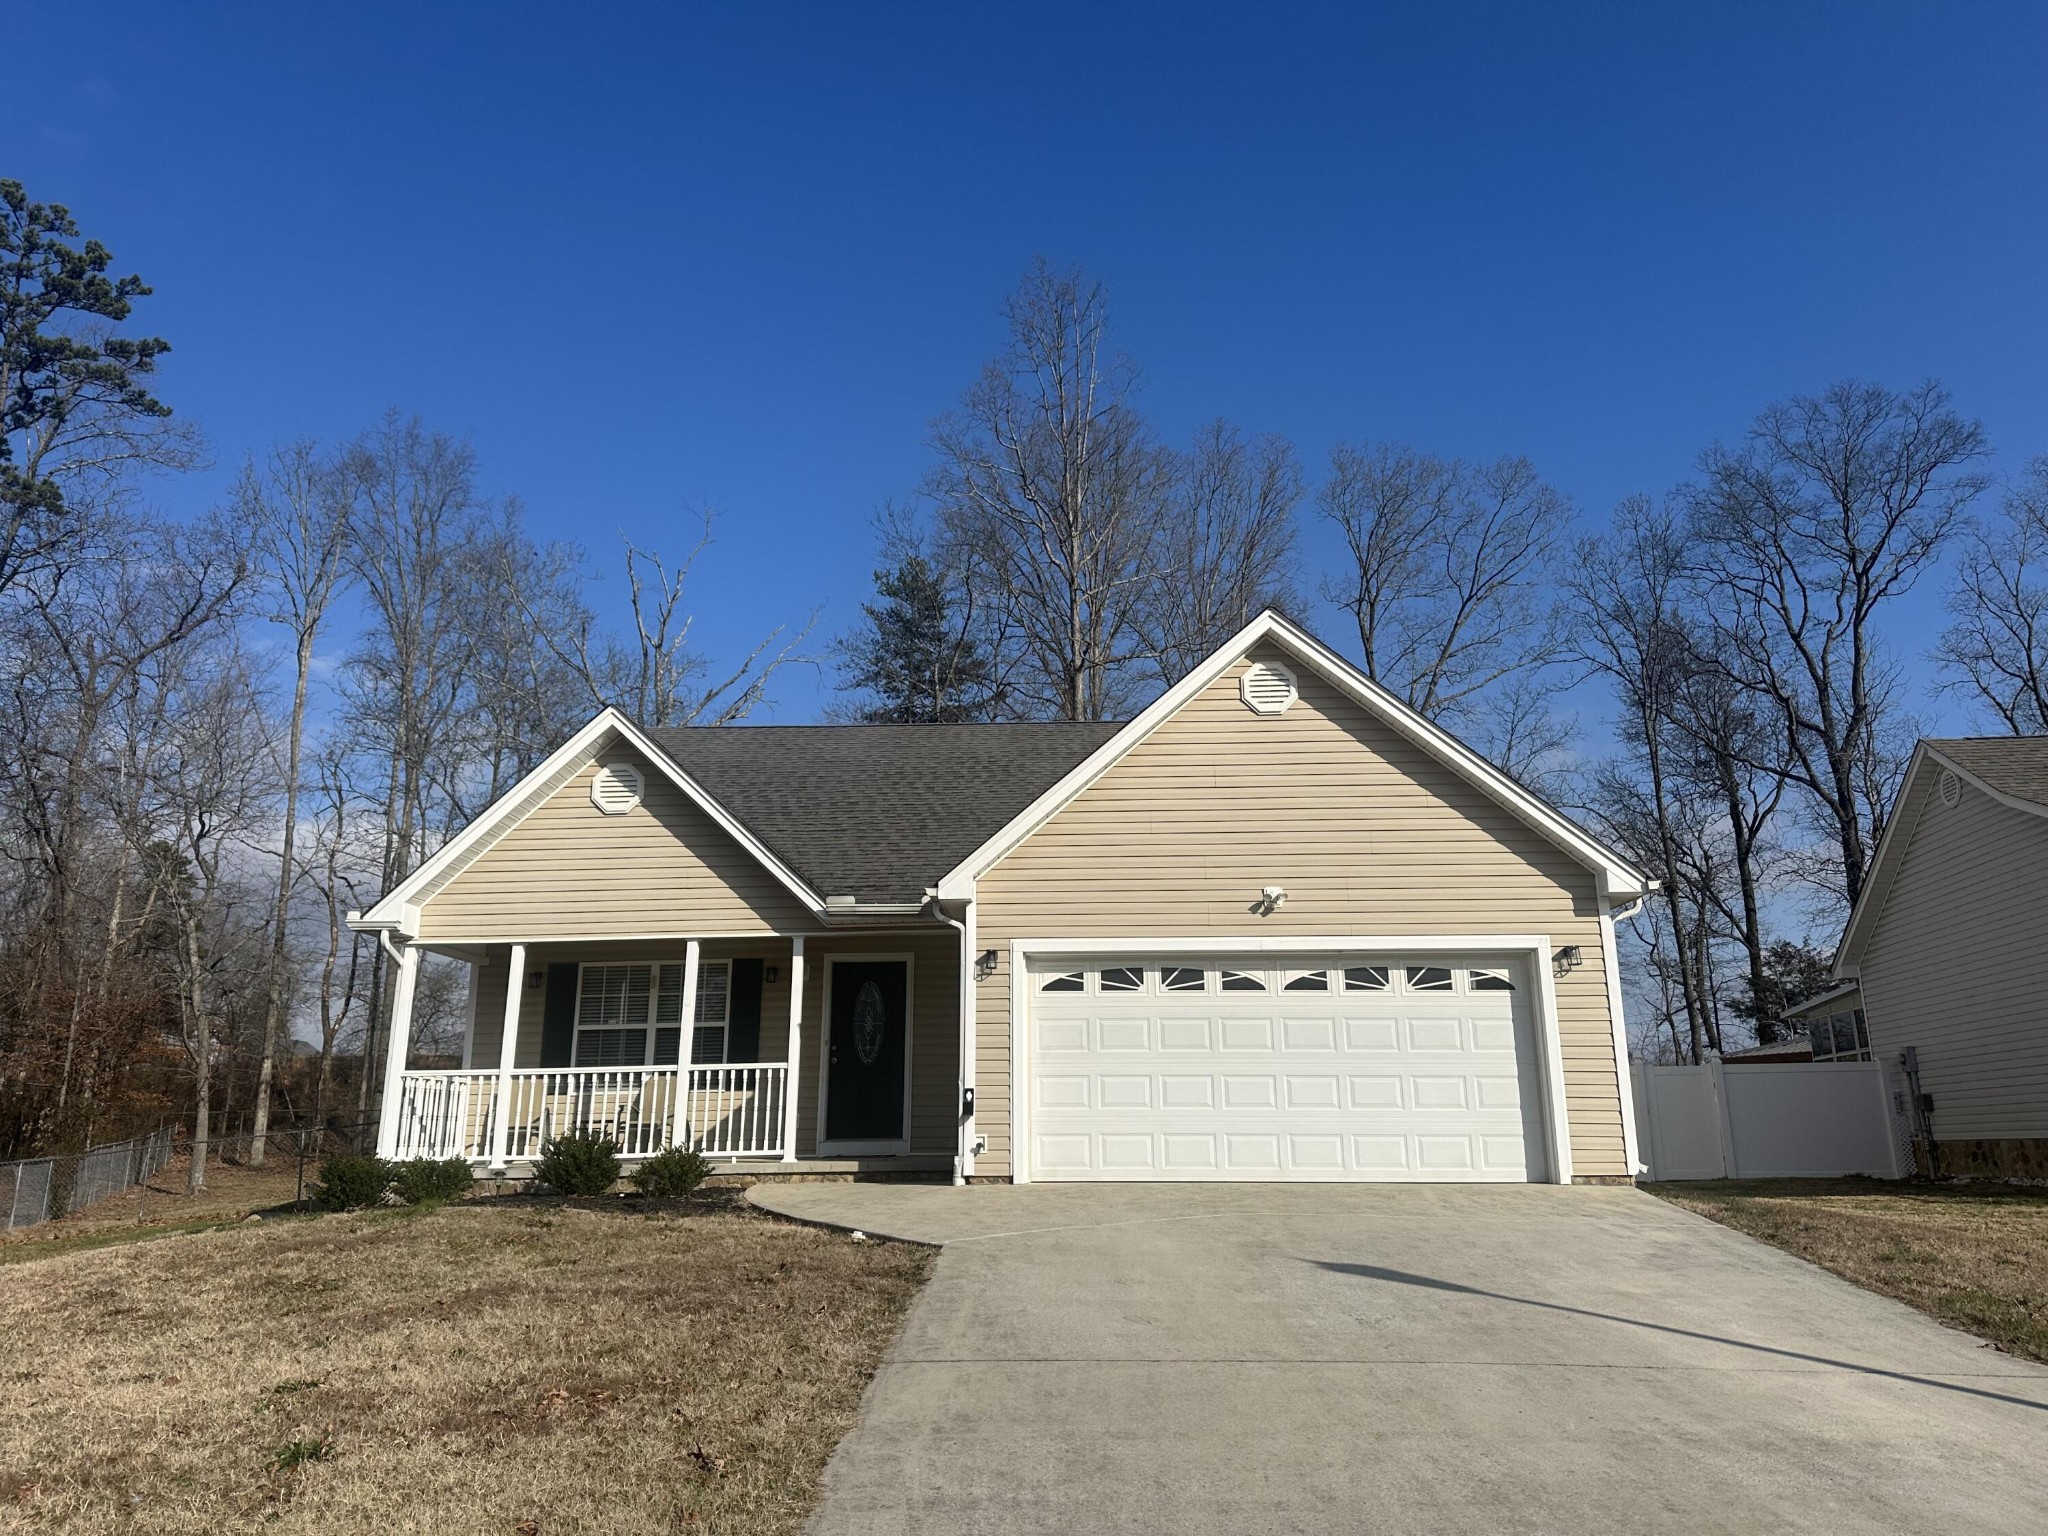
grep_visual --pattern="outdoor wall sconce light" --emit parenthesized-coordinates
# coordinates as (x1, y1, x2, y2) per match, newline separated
(1256, 886, 1288, 916)
(527, 971, 543, 989)
(975, 949, 999, 979)
(764, 965, 779, 983)
(1552, 945, 1583, 976)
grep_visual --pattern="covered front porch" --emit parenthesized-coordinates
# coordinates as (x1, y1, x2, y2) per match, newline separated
(372, 929, 961, 1174)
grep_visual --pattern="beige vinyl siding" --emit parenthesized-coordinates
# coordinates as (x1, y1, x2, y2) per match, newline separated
(972, 644, 1625, 1178)
(1859, 767, 2048, 1140)
(463, 930, 959, 1160)
(414, 743, 816, 941)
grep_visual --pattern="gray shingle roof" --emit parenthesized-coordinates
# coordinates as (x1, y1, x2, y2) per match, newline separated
(1926, 736, 2048, 808)
(645, 721, 1125, 904)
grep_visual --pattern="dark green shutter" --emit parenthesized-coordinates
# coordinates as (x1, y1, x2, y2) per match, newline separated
(541, 964, 579, 1067)
(727, 958, 764, 1063)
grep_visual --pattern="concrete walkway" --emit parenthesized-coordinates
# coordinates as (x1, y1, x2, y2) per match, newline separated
(750, 1182, 2048, 1535)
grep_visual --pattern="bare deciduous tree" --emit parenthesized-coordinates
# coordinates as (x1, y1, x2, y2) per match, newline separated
(1937, 457, 2048, 734)
(1139, 421, 1300, 685)
(536, 519, 814, 729)
(1318, 442, 1570, 749)
(1687, 379, 1989, 908)
(929, 261, 1175, 721)
(239, 442, 353, 1162)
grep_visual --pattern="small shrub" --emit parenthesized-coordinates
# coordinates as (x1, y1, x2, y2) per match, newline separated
(630, 1146, 713, 1200)
(534, 1131, 621, 1197)
(390, 1157, 473, 1206)
(310, 1154, 391, 1212)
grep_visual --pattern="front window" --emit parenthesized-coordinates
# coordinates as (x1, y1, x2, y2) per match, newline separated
(573, 961, 721, 1067)
(691, 962, 731, 1064)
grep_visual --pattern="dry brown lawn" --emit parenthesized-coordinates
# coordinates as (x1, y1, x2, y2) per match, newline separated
(1652, 1178, 2048, 1362)
(0, 1195, 933, 1534)
(1, 1154, 307, 1263)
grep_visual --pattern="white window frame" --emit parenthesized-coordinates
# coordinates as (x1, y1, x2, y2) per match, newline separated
(689, 959, 733, 1065)
(571, 959, 706, 1068)
(1010, 936, 1572, 1186)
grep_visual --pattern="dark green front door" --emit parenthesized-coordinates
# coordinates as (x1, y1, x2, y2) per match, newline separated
(825, 960, 907, 1143)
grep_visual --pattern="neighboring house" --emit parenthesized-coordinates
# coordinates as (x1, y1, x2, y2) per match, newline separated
(349, 611, 1654, 1185)
(1781, 982, 1866, 1062)
(1720, 1036, 1816, 1065)
(1834, 737, 2048, 1179)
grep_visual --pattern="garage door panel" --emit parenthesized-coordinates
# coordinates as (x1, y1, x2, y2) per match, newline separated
(1027, 953, 1547, 1183)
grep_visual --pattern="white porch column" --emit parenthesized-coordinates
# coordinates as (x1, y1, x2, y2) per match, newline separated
(488, 943, 526, 1170)
(782, 936, 804, 1163)
(374, 943, 421, 1159)
(677, 940, 700, 1153)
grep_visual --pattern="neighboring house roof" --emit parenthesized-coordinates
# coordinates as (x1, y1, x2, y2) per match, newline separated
(1835, 736, 2048, 975)
(1920, 736, 2048, 809)
(1721, 1038, 1815, 1063)
(1781, 981, 1862, 1021)
(646, 721, 1123, 904)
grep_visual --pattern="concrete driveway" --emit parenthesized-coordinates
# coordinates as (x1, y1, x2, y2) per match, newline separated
(749, 1182, 2048, 1535)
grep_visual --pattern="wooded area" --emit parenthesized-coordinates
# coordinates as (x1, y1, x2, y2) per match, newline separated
(2, 183, 2039, 1174)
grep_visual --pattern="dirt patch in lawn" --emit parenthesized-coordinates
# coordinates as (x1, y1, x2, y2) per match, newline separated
(0, 1198, 933, 1534)
(1652, 1179, 2048, 1363)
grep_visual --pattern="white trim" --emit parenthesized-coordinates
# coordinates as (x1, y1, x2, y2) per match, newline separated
(935, 611, 1649, 903)
(460, 959, 480, 1070)
(815, 952, 916, 1156)
(398, 927, 878, 946)
(354, 708, 825, 935)
(564, 955, 719, 1068)
(373, 944, 421, 1159)
(1005, 935, 1574, 1185)
(1597, 903, 1641, 1175)
(488, 943, 525, 1170)
(781, 937, 804, 1164)
(960, 900, 977, 1181)
(680, 941, 702, 1074)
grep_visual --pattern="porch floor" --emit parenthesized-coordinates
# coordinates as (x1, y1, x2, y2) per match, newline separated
(472, 1154, 956, 1190)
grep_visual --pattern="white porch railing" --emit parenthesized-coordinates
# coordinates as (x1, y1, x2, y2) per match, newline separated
(386, 1064, 791, 1165)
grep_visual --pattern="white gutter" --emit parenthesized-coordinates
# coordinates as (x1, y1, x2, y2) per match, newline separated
(929, 891, 976, 1186)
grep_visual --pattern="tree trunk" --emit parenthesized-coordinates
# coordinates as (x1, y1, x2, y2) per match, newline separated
(250, 630, 315, 1165)
(186, 916, 211, 1194)
(1720, 763, 1772, 1042)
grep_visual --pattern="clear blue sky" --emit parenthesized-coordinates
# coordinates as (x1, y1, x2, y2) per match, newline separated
(8, 3, 2045, 726)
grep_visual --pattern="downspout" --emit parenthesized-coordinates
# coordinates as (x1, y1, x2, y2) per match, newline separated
(931, 894, 975, 1186)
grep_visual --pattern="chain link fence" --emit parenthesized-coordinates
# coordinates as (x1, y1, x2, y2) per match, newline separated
(2, 1126, 176, 1231)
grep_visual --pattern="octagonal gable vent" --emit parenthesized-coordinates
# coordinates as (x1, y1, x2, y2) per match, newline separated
(1240, 658, 1298, 716)
(591, 761, 645, 815)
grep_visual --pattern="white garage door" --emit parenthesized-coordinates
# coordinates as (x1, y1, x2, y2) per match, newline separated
(1025, 954, 1548, 1182)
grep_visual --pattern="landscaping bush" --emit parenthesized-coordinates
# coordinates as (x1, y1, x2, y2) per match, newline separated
(310, 1154, 392, 1212)
(534, 1131, 621, 1196)
(391, 1156, 474, 1206)
(630, 1146, 713, 1200)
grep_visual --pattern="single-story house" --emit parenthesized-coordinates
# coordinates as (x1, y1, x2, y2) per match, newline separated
(349, 611, 1655, 1185)
(1834, 737, 2048, 1179)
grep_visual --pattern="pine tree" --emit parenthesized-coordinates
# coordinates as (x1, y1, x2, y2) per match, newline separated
(836, 555, 997, 723)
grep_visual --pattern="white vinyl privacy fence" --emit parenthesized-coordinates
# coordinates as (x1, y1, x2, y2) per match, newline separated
(1634, 1060, 1901, 1181)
